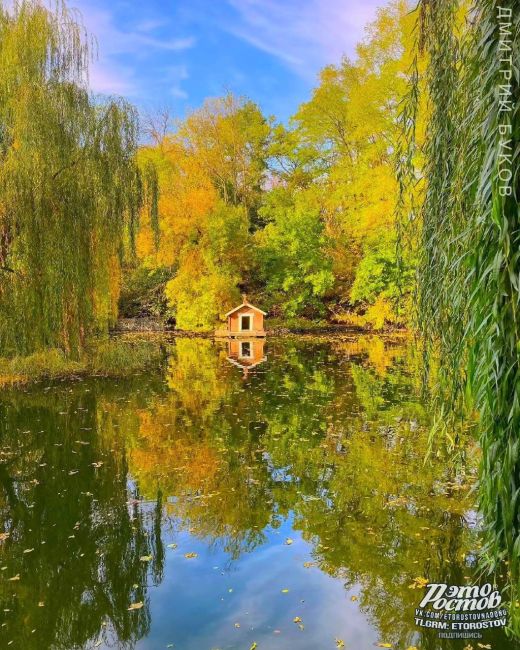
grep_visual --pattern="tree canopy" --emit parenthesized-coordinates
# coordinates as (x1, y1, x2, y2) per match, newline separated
(0, 0, 150, 357)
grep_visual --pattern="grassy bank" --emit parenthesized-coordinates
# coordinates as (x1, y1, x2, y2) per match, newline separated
(0, 337, 165, 388)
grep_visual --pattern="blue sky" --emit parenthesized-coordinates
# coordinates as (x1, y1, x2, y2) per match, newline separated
(69, 0, 384, 123)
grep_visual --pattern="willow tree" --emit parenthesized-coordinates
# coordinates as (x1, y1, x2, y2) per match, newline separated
(402, 0, 520, 572)
(0, 0, 145, 357)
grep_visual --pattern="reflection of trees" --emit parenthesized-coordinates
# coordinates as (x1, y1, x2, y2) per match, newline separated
(123, 335, 478, 648)
(0, 336, 484, 649)
(0, 382, 162, 650)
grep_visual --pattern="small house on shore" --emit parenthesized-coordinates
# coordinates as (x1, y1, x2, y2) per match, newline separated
(215, 296, 267, 338)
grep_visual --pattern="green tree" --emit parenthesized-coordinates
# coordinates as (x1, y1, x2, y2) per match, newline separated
(0, 0, 147, 357)
(255, 193, 334, 317)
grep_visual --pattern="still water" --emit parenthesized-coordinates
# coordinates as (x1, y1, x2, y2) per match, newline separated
(0, 335, 516, 649)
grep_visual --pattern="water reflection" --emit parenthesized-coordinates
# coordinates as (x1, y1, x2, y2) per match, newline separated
(227, 338, 266, 377)
(0, 335, 516, 649)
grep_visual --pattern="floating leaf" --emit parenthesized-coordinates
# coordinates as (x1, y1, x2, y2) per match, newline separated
(128, 601, 144, 611)
(184, 552, 198, 559)
(139, 555, 152, 562)
(285, 538, 293, 545)
(336, 640, 345, 648)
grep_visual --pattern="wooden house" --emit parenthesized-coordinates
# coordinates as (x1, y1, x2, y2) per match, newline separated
(215, 296, 267, 337)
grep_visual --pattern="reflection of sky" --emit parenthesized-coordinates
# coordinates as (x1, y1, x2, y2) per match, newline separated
(57, 0, 383, 122)
(136, 516, 379, 650)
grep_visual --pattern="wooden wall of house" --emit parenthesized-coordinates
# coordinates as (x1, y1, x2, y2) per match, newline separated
(228, 306, 264, 332)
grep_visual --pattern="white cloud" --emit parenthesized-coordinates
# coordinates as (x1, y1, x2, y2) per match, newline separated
(69, 1, 194, 96)
(223, 0, 382, 78)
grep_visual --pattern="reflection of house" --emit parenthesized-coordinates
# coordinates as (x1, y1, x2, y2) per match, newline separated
(227, 339, 266, 376)
(215, 295, 267, 338)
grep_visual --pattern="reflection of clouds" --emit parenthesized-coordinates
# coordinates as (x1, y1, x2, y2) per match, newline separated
(139, 523, 378, 650)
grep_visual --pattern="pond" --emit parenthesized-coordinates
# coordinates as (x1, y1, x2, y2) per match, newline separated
(0, 335, 517, 649)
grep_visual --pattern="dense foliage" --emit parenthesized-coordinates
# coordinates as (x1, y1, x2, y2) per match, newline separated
(0, 1, 151, 357)
(135, 1, 418, 330)
(403, 0, 520, 586)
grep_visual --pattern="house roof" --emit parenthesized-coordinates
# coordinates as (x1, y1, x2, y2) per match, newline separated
(225, 302, 267, 317)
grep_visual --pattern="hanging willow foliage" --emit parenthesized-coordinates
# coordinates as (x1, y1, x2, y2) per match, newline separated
(402, 0, 520, 575)
(0, 0, 150, 357)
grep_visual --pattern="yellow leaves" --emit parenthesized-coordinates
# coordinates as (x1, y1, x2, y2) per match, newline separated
(127, 601, 144, 611)
(350, 595, 358, 601)
(281, 588, 289, 593)
(293, 616, 302, 623)
(336, 639, 345, 648)
(184, 552, 198, 559)
(139, 555, 152, 562)
(376, 644, 393, 649)
(285, 538, 293, 545)
(7, 574, 20, 581)
(249, 643, 258, 650)
(408, 576, 429, 589)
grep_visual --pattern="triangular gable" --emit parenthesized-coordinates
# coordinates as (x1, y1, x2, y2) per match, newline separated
(225, 302, 267, 317)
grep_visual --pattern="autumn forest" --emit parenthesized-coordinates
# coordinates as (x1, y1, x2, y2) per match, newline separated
(0, 0, 419, 360)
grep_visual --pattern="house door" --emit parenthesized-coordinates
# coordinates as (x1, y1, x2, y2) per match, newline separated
(240, 314, 252, 331)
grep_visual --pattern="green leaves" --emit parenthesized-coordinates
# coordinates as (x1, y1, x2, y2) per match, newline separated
(0, 1, 151, 358)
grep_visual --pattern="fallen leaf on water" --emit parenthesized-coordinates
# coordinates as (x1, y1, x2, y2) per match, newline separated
(350, 595, 358, 601)
(285, 538, 293, 545)
(234, 623, 240, 628)
(250, 643, 257, 650)
(184, 552, 198, 559)
(281, 589, 289, 593)
(167, 543, 177, 549)
(127, 602, 144, 611)
(139, 555, 152, 562)
(38, 602, 44, 607)
(303, 561, 316, 568)
(336, 639, 345, 648)
(293, 616, 302, 623)
(376, 644, 392, 649)
(8, 574, 20, 581)
(23, 548, 34, 554)
(477, 645, 491, 650)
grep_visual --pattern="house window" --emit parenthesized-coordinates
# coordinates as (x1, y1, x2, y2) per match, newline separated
(240, 341, 252, 358)
(240, 314, 252, 331)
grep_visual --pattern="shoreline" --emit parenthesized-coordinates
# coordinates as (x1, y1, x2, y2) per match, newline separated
(0, 325, 410, 389)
